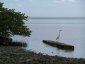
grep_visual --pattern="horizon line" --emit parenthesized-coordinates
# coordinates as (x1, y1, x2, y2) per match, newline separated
(29, 17, 85, 19)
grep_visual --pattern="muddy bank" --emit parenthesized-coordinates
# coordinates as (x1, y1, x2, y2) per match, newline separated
(0, 46, 85, 64)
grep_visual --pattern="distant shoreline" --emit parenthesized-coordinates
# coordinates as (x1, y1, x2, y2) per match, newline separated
(29, 17, 85, 19)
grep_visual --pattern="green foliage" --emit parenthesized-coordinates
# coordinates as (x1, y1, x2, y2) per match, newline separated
(0, 2, 31, 37)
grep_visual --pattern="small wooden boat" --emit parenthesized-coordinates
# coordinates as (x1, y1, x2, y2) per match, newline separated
(43, 40, 74, 50)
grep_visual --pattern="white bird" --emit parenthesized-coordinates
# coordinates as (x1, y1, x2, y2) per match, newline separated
(56, 30, 62, 41)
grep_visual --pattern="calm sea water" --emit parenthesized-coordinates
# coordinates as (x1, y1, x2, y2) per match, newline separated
(12, 19, 85, 58)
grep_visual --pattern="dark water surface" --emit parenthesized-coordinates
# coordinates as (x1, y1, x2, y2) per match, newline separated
(12, 19, 85, 58)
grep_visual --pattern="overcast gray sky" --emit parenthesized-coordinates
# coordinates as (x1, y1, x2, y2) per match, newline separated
(1, 0, 85, 17)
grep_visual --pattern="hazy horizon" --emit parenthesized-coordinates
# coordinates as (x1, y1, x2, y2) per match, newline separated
(28, 17, 85, 20)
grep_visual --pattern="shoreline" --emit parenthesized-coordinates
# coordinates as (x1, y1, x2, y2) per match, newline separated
(0, 46, 85, 64)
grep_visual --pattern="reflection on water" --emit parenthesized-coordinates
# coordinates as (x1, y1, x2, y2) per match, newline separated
(12, 19, 85, 58)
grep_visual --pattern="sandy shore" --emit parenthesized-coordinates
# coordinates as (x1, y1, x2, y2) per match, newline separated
(0, 46, 85, 64)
